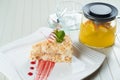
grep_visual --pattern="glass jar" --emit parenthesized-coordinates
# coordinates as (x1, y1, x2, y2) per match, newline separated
(79, 2, 118, 48)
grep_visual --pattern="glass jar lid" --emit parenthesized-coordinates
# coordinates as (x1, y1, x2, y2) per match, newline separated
(83, 2, 118, 22)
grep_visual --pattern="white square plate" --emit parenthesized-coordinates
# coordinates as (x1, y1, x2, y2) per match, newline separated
(0, 27, 106, 80)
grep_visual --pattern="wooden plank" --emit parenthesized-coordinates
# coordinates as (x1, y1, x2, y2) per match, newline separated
(39, 0, 49, 27)
(94, 43, 120, 80)
(112, 36, 120, 66)
(99, 59, 113, 80)
(0, 0, 17, 46)
(47, 0, 56, 14)
(22, 0, 33, 36)
(31, 0, 41, 32)
(0, 0, 9, 47)
(102, 47, 120, 80)
(12, 0, 25, 41)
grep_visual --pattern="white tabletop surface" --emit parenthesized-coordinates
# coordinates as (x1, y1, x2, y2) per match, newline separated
(0, 0, 120, 80)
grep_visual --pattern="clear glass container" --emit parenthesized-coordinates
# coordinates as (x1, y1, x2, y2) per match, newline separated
(48, 0, 81, 31)
(79, 2, 118, 48)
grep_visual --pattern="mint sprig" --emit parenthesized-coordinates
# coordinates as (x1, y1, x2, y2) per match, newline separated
(54, 29, 65, 43)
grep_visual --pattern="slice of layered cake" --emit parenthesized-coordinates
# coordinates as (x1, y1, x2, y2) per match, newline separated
(29, 29, 73, 80)
(30, 29, 73, 63)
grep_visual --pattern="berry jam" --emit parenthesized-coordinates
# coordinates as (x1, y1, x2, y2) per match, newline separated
(28, 60, 36, 76)
(30, 67, 34, 70)
(30, 61, 36, 64)
(28, 72, 33, 76)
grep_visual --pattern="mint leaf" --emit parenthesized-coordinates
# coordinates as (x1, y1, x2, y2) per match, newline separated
(54, 30, 65, 43)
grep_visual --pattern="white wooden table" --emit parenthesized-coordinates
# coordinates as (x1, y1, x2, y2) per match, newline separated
(0, 0, 120, 80)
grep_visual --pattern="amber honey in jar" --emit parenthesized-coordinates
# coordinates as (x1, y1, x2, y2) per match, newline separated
(79, 2, 118, 48)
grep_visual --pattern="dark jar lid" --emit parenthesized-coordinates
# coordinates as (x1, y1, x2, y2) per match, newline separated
(83, 2, 118, 22)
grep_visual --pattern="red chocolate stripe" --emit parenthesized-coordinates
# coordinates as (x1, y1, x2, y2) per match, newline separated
(44, 61, 55, 80)
(35, 60, 55, 80)
(35, 60, 46, 80)
(38, 61, 49, 80)
(46, 62, 55, 78)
